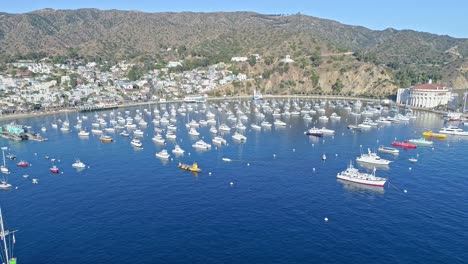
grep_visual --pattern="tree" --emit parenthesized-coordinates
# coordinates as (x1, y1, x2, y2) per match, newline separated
(248, 56, 257, 67)
(309, 51, 322, 67)
(332, 79, 344, 94)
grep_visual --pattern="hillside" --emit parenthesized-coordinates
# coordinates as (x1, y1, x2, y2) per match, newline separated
(0, 9, 467, 94)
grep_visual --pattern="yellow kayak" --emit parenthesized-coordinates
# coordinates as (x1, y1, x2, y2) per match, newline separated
(422, 130, 446, 139)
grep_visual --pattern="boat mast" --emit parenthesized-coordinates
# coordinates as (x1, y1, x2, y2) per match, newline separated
(1, 147, 6, 168)
(0, 208, 9, 263)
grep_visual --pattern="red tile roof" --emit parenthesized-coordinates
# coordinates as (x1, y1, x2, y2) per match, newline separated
(413, 83, 447, 90)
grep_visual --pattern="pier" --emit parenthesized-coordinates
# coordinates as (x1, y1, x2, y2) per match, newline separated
(78, 103, 119, 112)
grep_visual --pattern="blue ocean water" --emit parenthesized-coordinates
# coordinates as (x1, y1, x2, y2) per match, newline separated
(0, 100, 467, 264)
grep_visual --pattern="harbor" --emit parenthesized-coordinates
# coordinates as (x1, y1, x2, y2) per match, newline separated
(0, 98, 467, 263)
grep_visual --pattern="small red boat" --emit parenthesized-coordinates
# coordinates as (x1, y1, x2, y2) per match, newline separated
(50, 166, 59, 174)
(17, 161, 29, 168)
(391, 141, 417, 149)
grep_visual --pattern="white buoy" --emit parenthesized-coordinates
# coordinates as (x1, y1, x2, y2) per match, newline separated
(409, 167, 412, 170)
(335, 153, 338, 157)
(324, 217, 329, 222)
(230, 182, 234, 186)
(404, 189, 408, 193)
(188, 152, 191, 156)
(209, 172, 212, 175)
(273, 154, 276, 158)
(247, 163, 250, 166)
(293, 148, 295, 152)
(313, 168, 316, 172)
(15, 186, 18, 190)
(312, 144, 314, 147)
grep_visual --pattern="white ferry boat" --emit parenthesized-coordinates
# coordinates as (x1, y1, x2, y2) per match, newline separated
(337, 163, 387, 187)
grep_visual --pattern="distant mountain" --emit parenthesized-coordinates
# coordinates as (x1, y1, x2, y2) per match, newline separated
(0, 9, 466, 92)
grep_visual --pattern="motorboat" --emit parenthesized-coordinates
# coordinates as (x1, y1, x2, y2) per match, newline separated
(337, 162, 387, 187)
(16, 161, 29, 168)
(209, 126, 218, 134)
(133, 129, 144, 137)
(232, 132, 247, 142)
(378, 146, 399, 155)
(50, 165, 59, 174)
(72, 160, 86, 169)
(120, 131, 130, 137)
(330, 113, 341, 121)
(188, 127, 200, 136)
(356, 148, 392, 166)
(130, 138, 143, 148)
(391, 141, 417, 149)
(78, 130, 90, 137)
(166, 131, 177, 140)
(192, 140, 211, 150)
(251, 124, 261, 131)
(408, 138, 433, 146)
(305, 127, 323, 137)
(274, 119, 287, 127)
(152, 134, 165, 145)
(212, 136, 227, 145)
(100, 135, 113, 143)
(438, 126, 468, 136)
(172, 145, 185, 155)
(219, 124, 231, 133)
(178, 162, 202, 172)
(261, 121, 272, 129)
(318, 127, 335, 135)
(422, 130, 446, 139)
(155, 149, 170, 160)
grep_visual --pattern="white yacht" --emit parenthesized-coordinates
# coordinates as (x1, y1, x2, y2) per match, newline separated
(219, 124, 231, 133)
(188, 127, 200, 136)
(274, 119, 287, 127)
(172, 145, 185, 155)
(330, 113, 341, 121)
(133, 129, 144, 137)
(251, 124, 262, 131)
(152, 134, 165, 145)
(356, 148, 392, 166)
(192, 140, 211, 150)
(209, 126, 218, 134)
(337, 163, 387, 187)
(166, 131, 177, 140)
(232, 132, 247, 142)
(318, 127, 335, 135)
(212, 136, 227, 145)
(72, 160, 86, 169)
(261, 121, 272, 129)
(155, 149, 170, 160)
(78, 130, 90, 137)
(439, 126, 468, 136)
(131, 138, 143, 148)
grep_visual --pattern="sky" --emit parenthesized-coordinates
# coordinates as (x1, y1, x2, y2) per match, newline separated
(1, 0, 466, 38)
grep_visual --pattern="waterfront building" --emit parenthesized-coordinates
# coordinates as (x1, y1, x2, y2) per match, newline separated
(396, 80, 451, 108)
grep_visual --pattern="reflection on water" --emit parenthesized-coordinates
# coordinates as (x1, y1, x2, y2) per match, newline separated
(338, 179, 385, 194)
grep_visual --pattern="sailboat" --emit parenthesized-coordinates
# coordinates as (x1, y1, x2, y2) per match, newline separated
(0, 147, 10, 175)
(0, 208, 17, 264)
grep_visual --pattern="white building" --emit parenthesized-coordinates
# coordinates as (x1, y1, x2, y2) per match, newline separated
(397, 80, 451, 108)
(280, 55, 294, 63)
(231, 57, 248, 62)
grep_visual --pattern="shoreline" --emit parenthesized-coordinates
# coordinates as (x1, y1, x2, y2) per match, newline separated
(0, 95, 459, 122)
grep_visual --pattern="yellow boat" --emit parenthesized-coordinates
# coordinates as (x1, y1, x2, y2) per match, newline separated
(178, 162, 202, 172)
(422, 130, 446, 139)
